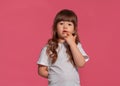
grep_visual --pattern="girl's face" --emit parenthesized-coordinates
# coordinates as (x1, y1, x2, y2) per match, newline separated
(57, 21, 74, 39)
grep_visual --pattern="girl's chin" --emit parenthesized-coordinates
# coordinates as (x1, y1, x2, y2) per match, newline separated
(58, 34, 67, 39)
(62, 33, 67, 37)
(61, 35, 67, 39)
(58, 36, 66, 39)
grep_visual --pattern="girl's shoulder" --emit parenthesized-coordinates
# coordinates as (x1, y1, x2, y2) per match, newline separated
(40, 44, 48, 51)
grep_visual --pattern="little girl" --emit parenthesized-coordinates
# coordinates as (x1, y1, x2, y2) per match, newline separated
(37, 9, 90, 86)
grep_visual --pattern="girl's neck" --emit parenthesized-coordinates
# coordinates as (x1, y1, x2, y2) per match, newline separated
(58, 38, 65, 44)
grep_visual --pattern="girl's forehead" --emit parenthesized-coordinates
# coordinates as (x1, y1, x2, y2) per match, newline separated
(59, 20, 73, 23)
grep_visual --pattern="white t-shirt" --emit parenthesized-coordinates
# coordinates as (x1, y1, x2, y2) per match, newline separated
(37, 42, 90, 86)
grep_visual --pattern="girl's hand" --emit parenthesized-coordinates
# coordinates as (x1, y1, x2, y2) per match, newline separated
(64, 32, 77, 46)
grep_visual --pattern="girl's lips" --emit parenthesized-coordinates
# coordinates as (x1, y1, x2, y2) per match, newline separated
(63, 30, 68, 33)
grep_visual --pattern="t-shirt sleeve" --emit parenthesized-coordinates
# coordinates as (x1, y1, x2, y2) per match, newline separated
(37, 46, 49, 66)
(77, 42, 90, 62)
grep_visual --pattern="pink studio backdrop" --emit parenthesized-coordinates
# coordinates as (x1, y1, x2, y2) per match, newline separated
(0, 0, 120, 86)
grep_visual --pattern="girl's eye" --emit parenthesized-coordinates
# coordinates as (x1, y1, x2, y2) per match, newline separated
(59, 22, 64, 25)
(68, 23, 72, 26)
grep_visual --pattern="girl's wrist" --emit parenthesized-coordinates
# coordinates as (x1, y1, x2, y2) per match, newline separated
(69, 42, 77, 47)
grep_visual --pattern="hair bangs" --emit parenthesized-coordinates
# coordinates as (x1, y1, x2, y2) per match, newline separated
(57, 15, 76, 23)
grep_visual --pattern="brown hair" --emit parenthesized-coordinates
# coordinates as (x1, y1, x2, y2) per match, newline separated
(46, 9, 80, 66)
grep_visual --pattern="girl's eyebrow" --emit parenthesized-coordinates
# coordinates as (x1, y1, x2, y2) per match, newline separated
(67, 22, 73, 24)
(64, 21, 72, 23)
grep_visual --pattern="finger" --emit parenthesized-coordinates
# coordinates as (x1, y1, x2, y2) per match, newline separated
(67, 32, 72, 36)
(74, 35, 77, 38)
(66, 32, 70, 36)
(63, 33, 68, 39)
(73, 35, 77, 40)
(64, 33, 67, 37)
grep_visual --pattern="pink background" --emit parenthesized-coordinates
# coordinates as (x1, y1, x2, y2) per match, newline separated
(0, 0, 120, 86)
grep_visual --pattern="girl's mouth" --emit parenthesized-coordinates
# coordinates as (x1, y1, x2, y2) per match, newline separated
(62, 30, 68, 33)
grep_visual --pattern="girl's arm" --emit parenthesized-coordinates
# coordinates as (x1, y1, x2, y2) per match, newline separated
(38, 64, 48, 78)
(64, 32, 87, 68)
(69, 42, 86, 68)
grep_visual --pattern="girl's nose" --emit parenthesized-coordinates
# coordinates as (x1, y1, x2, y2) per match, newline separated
(63, 24, 67, 29)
